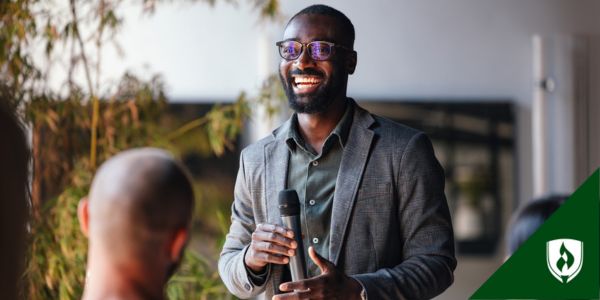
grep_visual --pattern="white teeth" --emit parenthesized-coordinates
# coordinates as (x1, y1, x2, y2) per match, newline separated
(293, 76, 321, 85)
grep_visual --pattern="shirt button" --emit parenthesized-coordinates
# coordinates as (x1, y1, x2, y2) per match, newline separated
(309, 199, 316, 205)
(312, 237, 319, 244)
(244, 283, 251, 291)
(311, 160, 319, 166)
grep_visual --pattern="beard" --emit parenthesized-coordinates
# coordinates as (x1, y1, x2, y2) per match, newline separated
(280, 66, 345, 114)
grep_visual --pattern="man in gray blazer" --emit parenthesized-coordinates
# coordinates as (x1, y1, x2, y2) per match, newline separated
(219, 4, 456, 300)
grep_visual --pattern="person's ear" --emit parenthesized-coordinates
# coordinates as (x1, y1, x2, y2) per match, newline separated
(77, 197, 90, 237)
(169, 228, 189, 262)
(345, 50, 357, 74)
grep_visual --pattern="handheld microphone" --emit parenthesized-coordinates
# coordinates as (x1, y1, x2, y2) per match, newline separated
(278, 189, 307, 281)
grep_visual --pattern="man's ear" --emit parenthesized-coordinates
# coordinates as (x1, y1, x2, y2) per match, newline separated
(346, 50, 357, 74)
(77, 197, 90, 237)
(169, 228, 189, 262)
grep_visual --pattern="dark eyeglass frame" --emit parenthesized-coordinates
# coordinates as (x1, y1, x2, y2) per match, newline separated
(275, 40, 354, 61)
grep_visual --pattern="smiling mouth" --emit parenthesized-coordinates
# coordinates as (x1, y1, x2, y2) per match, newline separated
(292, 75, 323, 94)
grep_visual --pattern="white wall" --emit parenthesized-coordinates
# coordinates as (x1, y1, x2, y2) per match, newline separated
(108, 1, 600, 102)
(103, 1, 277, 100)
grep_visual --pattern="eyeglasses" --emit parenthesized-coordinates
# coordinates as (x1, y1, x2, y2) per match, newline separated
(275, 40, 353, 61)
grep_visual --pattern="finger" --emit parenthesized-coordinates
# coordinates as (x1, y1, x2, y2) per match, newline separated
(256, 223, 294, 241)
(280, 277, 322, 292)
(252, 230, 297, 249)
(252, 250, 289, 265)
(254, 241, 296, 257)
(309, 246, 330, 274)
(275, 287, 326, 300)
(280, 280, 306, 292)
(258, 223, 294, 238)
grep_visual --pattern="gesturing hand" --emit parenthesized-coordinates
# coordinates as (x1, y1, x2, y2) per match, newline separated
(273, 247, 363, 300)
(244, 223, 298, 273)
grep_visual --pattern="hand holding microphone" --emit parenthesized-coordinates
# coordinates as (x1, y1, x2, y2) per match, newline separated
(243, 189, 307, 281)
(244, 189, 363, 299)
(244, 222, 298, 273)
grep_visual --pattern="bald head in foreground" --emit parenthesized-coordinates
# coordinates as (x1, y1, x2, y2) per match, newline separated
(78, 148, 194, 300)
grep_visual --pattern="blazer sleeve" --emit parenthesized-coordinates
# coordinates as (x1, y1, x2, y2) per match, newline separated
(218, 150, 271, 298)
(352, 132, 457, 300)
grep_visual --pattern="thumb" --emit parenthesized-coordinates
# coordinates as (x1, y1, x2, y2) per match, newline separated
(309, 246, 331, 274)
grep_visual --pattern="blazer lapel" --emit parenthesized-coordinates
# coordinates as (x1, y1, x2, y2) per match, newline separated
(264, 122, 291, 295)
(264, 135, 290, 224)
(329, 103, 375, 265)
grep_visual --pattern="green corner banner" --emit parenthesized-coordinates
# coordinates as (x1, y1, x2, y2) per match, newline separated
(471, 169, 600, 299)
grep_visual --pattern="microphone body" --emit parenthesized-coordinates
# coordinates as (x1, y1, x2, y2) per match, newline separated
(278, 189, 307, 282)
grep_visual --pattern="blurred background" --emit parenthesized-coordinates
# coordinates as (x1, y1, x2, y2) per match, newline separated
(2, 0, 598, 299)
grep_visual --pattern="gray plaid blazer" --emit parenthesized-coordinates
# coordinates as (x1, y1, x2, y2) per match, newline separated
(218, 100, 456, 300)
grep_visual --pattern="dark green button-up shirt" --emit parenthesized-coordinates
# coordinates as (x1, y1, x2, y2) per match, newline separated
(285, 103, 353, 278)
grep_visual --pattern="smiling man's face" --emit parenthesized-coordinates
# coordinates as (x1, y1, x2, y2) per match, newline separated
(279, 14, 352, 114)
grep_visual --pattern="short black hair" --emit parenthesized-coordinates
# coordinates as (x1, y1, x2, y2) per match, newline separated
(289, 4, 355, 46)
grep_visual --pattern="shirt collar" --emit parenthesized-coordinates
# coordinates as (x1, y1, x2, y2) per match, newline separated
(285, 100, 354, 152)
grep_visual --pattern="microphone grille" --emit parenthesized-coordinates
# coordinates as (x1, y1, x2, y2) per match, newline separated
(278, 189, 300, 216)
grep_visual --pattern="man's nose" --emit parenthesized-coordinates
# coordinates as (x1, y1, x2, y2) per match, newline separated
(294, 46, 315, 69)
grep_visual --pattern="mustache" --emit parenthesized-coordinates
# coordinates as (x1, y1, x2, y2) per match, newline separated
(289, 68, 324, 77)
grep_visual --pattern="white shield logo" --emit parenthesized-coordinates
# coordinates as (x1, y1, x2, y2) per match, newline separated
(546, 239, 583, 283)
